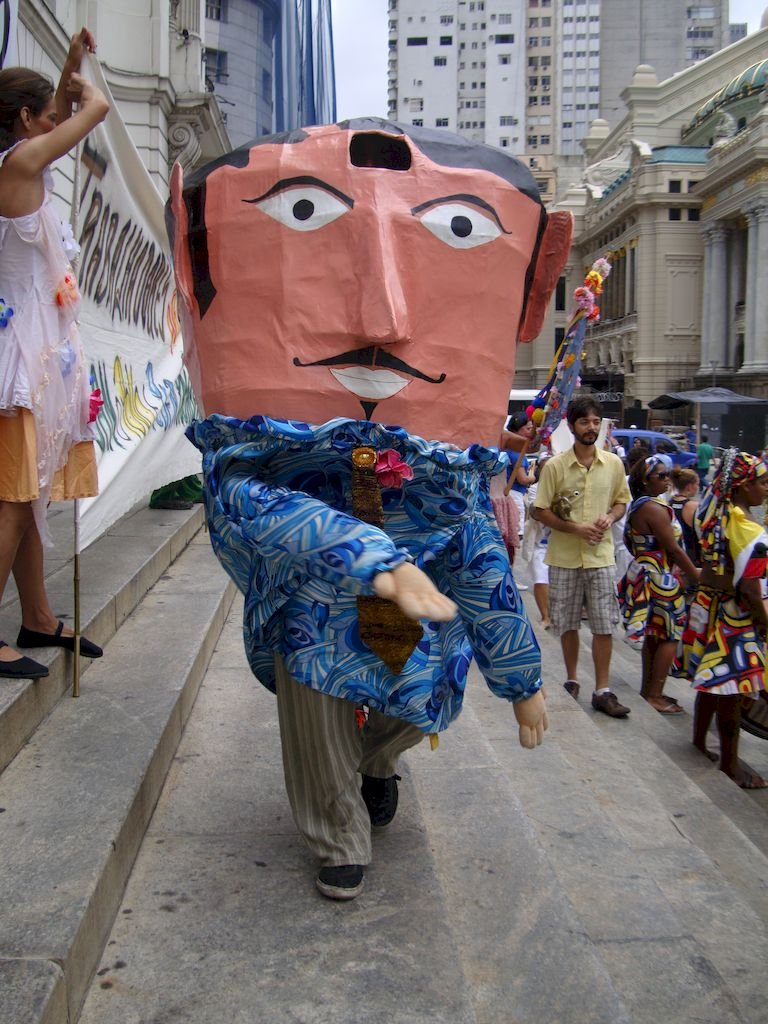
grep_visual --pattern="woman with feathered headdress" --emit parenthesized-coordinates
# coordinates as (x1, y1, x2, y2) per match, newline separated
(678, 449, 768, 788)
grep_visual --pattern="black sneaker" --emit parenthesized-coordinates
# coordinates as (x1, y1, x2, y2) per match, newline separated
(361, 773, 401, 828)
(316, 864, 364, 900)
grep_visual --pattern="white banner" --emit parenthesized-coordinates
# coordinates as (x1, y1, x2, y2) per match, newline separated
(76, 58, 201, 548)
(0, 0, 17, 68)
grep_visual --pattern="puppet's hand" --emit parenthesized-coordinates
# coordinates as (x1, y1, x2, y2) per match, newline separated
(513, 690, 549, 749)
(373, 562, 457, 622)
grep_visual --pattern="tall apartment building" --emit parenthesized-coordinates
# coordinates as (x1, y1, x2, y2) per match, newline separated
(205, 0, 336, 147)
(597, 1, 731, 138)
(388, 1, 526, 151)
(389, 1, 735, 197)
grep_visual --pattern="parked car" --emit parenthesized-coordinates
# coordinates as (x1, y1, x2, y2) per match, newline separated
(612, 429, 697, 469)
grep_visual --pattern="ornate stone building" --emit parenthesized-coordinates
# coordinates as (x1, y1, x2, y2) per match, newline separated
(16, 0, 336, 189)
(513, 19, 768, 425)
(16, 0, 230, 192)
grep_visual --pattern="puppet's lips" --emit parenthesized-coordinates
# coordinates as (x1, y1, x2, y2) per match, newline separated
(330, 366, 410, 400)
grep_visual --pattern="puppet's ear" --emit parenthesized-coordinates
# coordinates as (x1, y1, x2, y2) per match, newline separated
(518, 210, 573, 343)
(168, 161, 195, 314)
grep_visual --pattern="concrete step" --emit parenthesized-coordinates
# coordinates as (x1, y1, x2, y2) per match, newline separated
(79, 603, 628, 1024)
(0, 503, 205, 774)
(607, 624, 768, 855)
(0, 532, 235, 1024)
(473, 611, 768, 1024)
(78, 598, 768, 1024)
(412, 684, 768, 1024)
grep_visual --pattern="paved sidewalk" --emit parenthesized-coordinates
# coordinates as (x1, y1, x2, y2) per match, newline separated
(80, 585, 768, 1024)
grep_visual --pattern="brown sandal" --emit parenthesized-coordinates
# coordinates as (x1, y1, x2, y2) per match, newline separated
(645, 696, 684, 715)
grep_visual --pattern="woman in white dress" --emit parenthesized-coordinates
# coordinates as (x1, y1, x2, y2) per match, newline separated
(0, 29, 108, 678)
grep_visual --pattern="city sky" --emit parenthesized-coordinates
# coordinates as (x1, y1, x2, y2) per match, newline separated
(330, 0, 767, 121)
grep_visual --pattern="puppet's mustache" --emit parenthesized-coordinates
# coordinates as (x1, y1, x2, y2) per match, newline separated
(293, 345, 446, 385)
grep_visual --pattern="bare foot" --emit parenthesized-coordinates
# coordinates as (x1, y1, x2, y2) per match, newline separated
(692, 741, 719, 763)
(20, 618, 69, 636)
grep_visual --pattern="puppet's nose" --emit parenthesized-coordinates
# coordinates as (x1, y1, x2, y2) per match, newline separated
(357, 220, 411, 345)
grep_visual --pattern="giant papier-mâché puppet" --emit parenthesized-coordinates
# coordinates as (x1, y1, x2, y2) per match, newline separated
(168, 119, 572, 895)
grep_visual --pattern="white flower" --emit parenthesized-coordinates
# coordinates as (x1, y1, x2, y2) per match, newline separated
(60, 221, 81, 260)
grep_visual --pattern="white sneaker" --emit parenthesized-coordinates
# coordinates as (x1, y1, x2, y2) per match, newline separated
(516, 583, 529, 591)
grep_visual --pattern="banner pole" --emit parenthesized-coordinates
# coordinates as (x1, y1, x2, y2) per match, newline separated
(71, 133, 83, 698)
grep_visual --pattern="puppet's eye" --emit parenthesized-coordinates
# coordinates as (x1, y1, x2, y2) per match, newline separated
(252, 186, 350, 232)
(418, 202, 502, 249)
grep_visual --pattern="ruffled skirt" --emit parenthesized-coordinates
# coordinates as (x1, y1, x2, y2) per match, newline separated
(675, 585, 765, 696)
(618, 559, 686, 650)
(0, 407, 97, 502)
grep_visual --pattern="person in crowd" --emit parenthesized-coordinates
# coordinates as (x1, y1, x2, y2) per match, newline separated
(171, 118, 570, 898)
(685, 423, 697, 453)
(489, 456, 520, 567)
(499, 411, 536, 586)
(606, 422, 625, 461)
(0, 29, 108, 679)
(696, 434, 714, 486)
(679, 450, 768, 789)
(625, 446, 649, 473)
(534, 396, 632, 717)
(521, 454, 551, 629)
(619, 456, 700, 714)
(669, 467, 701, 565)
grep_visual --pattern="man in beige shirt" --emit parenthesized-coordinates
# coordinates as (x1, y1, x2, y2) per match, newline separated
(535, 397, 632, 717)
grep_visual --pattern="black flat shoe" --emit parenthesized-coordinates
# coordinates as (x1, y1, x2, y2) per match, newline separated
(17, 621, 103, 659)
(0, 641, 49, 679)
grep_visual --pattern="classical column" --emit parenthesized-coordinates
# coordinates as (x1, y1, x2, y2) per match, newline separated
(698, 226, 713, 372)
(708, 224, 728, 370)
(177, 0, 202, 34)
(727, 225, 744, 369)
(740, 203, 768, 372)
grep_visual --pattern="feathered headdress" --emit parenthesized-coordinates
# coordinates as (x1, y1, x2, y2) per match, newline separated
(696, 448, 767, 575)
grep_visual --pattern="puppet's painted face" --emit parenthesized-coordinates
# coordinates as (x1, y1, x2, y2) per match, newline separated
(172, 125, 561, 446)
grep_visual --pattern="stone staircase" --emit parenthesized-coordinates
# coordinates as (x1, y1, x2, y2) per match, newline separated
(75, 596, 768, 1024)
(2, 515, 767, 1023)
(0, 502, 235, 1024)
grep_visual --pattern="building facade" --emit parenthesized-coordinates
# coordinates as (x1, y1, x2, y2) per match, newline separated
(205, 0, 336, 147)
(16, 0, 232, 194)
(545, 28, 768, 430)
(15, 0, 335, 193)
(388, 1, 739, 203)
(203, 0, 279, 144)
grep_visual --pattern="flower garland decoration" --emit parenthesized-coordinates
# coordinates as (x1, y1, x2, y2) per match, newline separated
(88, 388, 104, 423)
(55, 271, 80, 308)
(524, 256, 612, 449)
(0, 298, 14, 328)
(60, 221, 81, 262)
(375, 448, 414, 489)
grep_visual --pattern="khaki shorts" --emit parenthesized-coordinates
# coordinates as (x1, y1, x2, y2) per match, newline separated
(548, 565, 619, 636)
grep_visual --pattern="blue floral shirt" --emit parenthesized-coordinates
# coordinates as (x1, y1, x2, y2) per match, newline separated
(188, 415, 542, 734)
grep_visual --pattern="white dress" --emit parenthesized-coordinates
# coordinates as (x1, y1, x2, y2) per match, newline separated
(0, 141, 91, 534)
